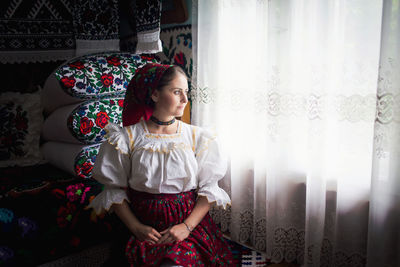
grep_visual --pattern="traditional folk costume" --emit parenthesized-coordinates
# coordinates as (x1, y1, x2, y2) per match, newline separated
(89, 63, 234, 266)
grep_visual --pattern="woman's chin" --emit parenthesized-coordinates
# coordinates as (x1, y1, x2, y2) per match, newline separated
(174, 111, 185, 117)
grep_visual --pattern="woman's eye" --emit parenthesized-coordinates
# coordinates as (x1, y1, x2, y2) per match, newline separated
(174, 91, 180, 95)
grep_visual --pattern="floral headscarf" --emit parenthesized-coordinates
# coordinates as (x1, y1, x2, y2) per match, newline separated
(122, 63, 173, 127)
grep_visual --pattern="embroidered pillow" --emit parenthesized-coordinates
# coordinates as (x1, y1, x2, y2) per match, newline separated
(69, 98, 124, 144)
(42, 52, 157, 113)
(42, 98, 124, 145)
(0, 91, 44, 167)
(74, 144, 100, 179)
(41, 142, 100, 179)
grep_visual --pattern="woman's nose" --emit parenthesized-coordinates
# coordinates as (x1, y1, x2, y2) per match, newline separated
(181, 93, 188, 103)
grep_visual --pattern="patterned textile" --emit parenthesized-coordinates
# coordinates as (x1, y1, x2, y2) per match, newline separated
(0, 164, 116, 266)
(134, 0, 163, 53)
(68, 98, 124, 144)
(72, 0, 120, 55)
(120, 0, 163, 54)
(41, 142, 100, 180)
(0, 0, 163, 63)
(157, 25, 193, 82)
(0, 0, 75, 63)
(0, 91, 43, 167)
(53, 53, 156, 99)
(122, 63, 172, 127)
(125, 189, 235, 266)
(74, 144, 100, 179)
(225, 239, 274, 267)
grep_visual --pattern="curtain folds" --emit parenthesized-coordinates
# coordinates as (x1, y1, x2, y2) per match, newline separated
(192, 0, 399, 266)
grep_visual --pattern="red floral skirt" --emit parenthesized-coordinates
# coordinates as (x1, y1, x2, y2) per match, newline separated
(125, 189, 235, 266)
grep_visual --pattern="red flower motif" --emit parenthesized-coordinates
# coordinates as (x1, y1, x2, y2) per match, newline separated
(15, 114, 28, 130)
(106, 56, 121, 66)
(68, 61, 85, 70)
(66, 183, 91, 203)
(79, 117, 94, 134)
(140, 55, 154, 61)
(118, 99, 124, 107)
(174, 52, 185, 67)
(61, 76, 76, 88)
(70, 236, 81, 247)
(95, 111, 110, 128)
(51, 188, 65, 199)
(57, 202, 77, 228)
(81, 162, 93, 177)
(75, 165, 84, 179)
(101, 73, 114, 87)
(1, 135, 13, 146)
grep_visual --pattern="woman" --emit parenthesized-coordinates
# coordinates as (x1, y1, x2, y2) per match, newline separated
(89, 63, 234, 266)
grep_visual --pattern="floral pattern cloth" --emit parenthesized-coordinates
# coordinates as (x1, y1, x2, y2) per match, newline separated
(0, 102, 28, 159)
(68, 98, 124, 144)
(156, 25, 192, 85)
(0, 92, 43, 167)
(125, 190, 235, 267)
(54, 53, 157, 99)
(74, 144, 100, 179)
(0, 164, 116, 266)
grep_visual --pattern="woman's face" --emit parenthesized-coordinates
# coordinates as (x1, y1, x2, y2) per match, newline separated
(152, 73, 189, 118)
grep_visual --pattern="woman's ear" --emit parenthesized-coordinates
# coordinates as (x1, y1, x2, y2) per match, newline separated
(151, 90, 159, 103)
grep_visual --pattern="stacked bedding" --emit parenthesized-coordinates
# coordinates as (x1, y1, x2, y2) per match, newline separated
(41, 52, 156, 179)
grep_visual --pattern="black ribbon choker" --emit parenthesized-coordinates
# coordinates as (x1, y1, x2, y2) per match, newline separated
(150, 115, 176, 125)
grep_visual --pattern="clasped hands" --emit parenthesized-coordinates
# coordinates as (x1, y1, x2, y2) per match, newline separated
(133, 223, 191, 245)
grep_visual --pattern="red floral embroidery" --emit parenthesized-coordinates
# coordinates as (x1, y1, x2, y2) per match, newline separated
(101, 73, 114, 87)
(60, 76, 76, 88)
(81, 162, 93, 177)
(174, 52, 185, 67)
(95, 111, 110, 128)
(68, 61, 85, 70)
(106, 56, 121, 66)
(141, 55, 155, 61)
(79, 117, 93, 134)
(57, 202, 77, 228)
(70, 236, 81, 247)
(66, 183, 91, 203)
(14, 114, 28, 130)
(75, 161, 95, 179)
(118, 99, 124, 107)
(1, 135, 13, 146)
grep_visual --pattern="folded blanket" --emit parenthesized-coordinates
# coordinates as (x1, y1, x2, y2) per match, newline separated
(41, 142, 100, 179)
(42, 98, 123, 145)
(42, 52, 156, 113)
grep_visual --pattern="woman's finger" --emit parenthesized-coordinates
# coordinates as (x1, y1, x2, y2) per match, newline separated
(157, 234, 169, 244)
(149, 233, 159, 242)
(152, 229, 162, 239)
(160, 228, 170, 235)
(161, 236, 174, 244)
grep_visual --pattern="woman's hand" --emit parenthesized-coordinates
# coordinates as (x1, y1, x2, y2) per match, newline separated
(157, 223, 190, 244)
(132, 223, 162, 244)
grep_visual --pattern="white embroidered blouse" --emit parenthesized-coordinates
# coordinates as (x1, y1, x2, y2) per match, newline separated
(88, 119, 231, 215)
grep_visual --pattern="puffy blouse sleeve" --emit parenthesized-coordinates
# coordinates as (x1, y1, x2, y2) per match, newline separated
(195, 127, 231, 209)
(88, 123, 131, 215)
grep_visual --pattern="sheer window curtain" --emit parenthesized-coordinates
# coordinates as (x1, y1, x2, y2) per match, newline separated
(191, 1, 399, 266)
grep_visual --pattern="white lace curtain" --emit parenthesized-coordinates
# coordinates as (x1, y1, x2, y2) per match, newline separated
(191, 1, 400, 266)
